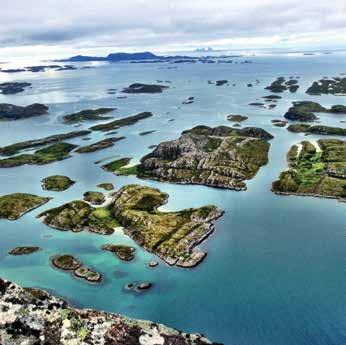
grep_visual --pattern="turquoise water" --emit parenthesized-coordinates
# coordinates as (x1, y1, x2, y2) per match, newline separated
(0, 53, 345, 344)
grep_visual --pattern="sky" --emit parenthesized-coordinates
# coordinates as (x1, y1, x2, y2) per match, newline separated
(1, 0, 346, 60)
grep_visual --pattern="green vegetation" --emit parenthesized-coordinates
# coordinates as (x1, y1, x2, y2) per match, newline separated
(0, 193, 50, 220)
(89, 112, 153, 132)
(41, 175, 75, 191)
(102, 244, 135, 261)
(101, 157, 138, 175)
(0, 142, 77, 167)
(76, 137, 125, 153)
(63, 108, 115, 124)
(272, 139, 346, 200)
(0, 130, 90, 156)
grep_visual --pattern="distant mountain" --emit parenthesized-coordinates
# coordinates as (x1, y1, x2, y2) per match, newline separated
(59, 51, 161, 62)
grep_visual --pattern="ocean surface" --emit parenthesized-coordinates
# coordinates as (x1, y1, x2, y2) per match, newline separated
(0, 52, 345, 345)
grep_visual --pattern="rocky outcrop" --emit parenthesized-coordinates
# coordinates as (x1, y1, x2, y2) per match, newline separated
(306, 77, 346, 95)
(122, 83, 169, 93)
(0, 103, 48, 120)
(265, 77, 299, 93)
(0, 278, 219, 344)
(138, 125, 272, 190)
(0, 82, 31, 94)
(41, 175, 75, 191)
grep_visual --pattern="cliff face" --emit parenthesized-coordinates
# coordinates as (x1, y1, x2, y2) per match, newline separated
(139, 126, 271, 190)
(0, 278, 220, 345)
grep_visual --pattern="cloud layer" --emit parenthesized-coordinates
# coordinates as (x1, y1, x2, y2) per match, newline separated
(1, 0, 346, 58)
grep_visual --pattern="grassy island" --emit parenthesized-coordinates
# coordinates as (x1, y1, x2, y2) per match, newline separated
(42, 175, 75, 191)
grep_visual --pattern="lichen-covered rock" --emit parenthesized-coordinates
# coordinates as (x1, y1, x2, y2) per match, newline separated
(0, 278, 219, 344)
(110, 184, 223, 267)
(0, 193, 51, 220)
(138, 125, 272, 190)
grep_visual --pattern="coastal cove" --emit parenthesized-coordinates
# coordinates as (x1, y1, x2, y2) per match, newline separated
(0, 52, 346, 345)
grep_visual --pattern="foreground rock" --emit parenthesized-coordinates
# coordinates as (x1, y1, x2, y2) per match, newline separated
(0, 103, 48, 120)
(63, 107, 116, 124)
(272, 139, 346, 201)
(38, 201, 118, 235)
(284, 101, 346, 122)
(0, 142, 77, 167)
(0, 130, 91, 156)
(90, 112, 153, 132)
(102, 244, 135, 261)
(111, 184, 223, 267)
(287, 124, 346, 136)
(8, 246, 40, 255)
(122, 83, 169, 93)
(137, 125, 272, 190)
(42, 175, 75, 191)
(0, 193, 50, 220)
(0, 82, 31, 94)
(0, 278, 218, 344)
(306, 77, 346, 95)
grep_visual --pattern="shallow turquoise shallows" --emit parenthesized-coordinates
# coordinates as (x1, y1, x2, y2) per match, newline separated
(0, 52, 345, 345)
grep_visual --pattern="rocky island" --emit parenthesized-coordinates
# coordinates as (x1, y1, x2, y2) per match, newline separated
(0, 103, 48, 121)
(0, 278, 218, 344)
(122, 83, 169, 93)
(41, 175, 75, 191)
(136, 125, 272, 190)
(89, 112, 153, 132)
(0, 82, 31, 94)
(265, 77, 299, 93)
(76, 137, 125, 153)
(306, 77, 346, 95)
(227, 114, 248, 123)
(102, 244, 135, 261)
(272, 139, 346, 201)
(8, 246, 40, 255)
(0, 193, 51, 220)
(62, 107, 116, 124)
(83, 191, 106, 205)
(287, 124, 346, 136)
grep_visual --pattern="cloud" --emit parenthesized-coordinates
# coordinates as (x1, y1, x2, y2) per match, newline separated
(0, 0, 345, 58)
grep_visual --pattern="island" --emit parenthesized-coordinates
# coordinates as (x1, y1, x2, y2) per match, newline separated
(0, 142, 77, 167)
(284, 101, 346, 122)
(0, 193, 51, 220)
(83, 191, 105, 205)
(62, 108, 116, 124)
(136, 125, 273, 190)
(102, 244, 135, 261)
(272, 139, 346, 201)
(306, 77, 346, 95)
(0, 82, 31, 94)
(51, 254, 102, 283)
(41, 175, 75, 191)
(101, 157, 138, 175)
(227, 114, 248, 123)
(0, 278, 217, 344)
(121, 83, 169, 93)
(0, 103, 48, 121)
(89, 112, 153, 132)
(8, 246, 40, 255)
(287, 124, 346, 136)
(38, 184, 224, 267)
(75, 137, 125, 153)
(96, 183, 114, 191)
(0, 130, 91, 156)
(265, 77, 299, 93)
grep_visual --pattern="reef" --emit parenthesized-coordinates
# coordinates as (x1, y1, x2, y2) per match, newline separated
(137, 125, 272, 190)
(62, 108, 116, 124)
(0, 193, 50, 220)
(0, 130, 91, 156)
(0, 278, 218, 344)
(122, 83, 169, 93)
(89, 112, 153, 132)
(0, 142, 77, 167)
(0, 103, 48, 120)
(41, 175, 75, 191)
(272, 139, 346, 201)
(76, 137, 125, 153)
